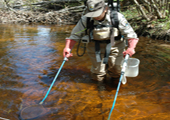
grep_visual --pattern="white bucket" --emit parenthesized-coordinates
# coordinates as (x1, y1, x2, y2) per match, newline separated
(124, 58, 140, 77)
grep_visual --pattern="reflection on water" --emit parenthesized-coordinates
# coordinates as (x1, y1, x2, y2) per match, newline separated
(0, 24, 169, 120)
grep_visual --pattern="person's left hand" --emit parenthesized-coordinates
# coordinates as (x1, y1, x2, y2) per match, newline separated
(123, 48, 135, 57)
(123, 38, 139, 57)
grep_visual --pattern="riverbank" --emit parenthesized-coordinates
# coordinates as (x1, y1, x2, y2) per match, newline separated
(129, 16, 170, 42)
(0, 9, 170, 42)
(0, 9, 82, 25)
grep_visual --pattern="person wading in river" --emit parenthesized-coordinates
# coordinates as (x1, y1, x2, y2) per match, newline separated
(63, 0, 139, 90)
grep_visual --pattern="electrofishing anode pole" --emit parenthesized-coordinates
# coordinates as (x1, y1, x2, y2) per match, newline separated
(107, 54, 129, 120)
(20, 55, 69, 120)
(39, 56, 68, 104)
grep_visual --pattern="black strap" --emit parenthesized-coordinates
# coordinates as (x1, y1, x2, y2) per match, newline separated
(110, 9, 122, 41)
(103, 42, 111, 64)
(117, 0, 120, 12)
(110, 10, 119, 28)
(95, 41, 101, 62)
(86, 17, 90, 35)
(88, 19, 94, 41)
(95, 40, 111, 64)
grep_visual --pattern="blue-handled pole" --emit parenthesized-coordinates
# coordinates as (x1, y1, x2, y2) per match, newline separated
(39, 57, 68, 104)
(107, 54, 129, 120)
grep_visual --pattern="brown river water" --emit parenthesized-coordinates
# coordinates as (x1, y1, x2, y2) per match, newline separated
(0, 24, 170, 120)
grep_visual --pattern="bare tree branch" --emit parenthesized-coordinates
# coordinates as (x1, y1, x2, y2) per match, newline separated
(142, 0, 151, 13)
(133, 0, 150, 21)
(150, 0, 163, 18)
(132, 0, 169, 20)
(3, 0, 18, 14)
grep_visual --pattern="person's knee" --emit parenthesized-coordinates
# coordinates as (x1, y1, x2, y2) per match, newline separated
(90, 73, 106, 81)
(107, 65, 121, 78)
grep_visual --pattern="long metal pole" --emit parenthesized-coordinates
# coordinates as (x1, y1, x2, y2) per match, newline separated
(107, 54, 129, 120)
(39, 57, 68, 104)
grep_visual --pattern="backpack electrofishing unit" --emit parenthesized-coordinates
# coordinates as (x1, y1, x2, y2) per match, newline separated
(77, 0, 122, 64)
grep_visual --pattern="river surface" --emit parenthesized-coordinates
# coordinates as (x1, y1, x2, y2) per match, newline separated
(0, 24, 170, 120)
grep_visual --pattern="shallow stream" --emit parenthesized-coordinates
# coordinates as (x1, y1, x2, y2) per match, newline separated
(0, 24, 169, 120)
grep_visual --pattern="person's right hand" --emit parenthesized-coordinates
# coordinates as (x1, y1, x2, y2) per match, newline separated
(63, 47, 73, 58)
(63, 39, 76, 59)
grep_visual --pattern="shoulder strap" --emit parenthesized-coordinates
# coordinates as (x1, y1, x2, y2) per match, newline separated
(86, 17, 94, 35)
(110, 10, 119, 28)
(107, 0, 119, 28)
(86, 17, 91, 29)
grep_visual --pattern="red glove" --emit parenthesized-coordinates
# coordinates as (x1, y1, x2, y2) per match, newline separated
(63, 39, 76, 58)
(123, 38, 138, 57)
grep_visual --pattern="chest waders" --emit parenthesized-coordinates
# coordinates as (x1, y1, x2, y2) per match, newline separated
(86, 10, 121, 64)
(77, 0, 122, 64)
